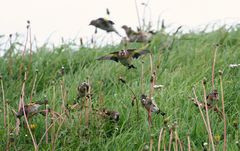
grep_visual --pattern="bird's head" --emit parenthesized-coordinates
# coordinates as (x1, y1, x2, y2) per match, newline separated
(212, 89, 219, 100)
(118, 50, 128, 57)
(89, 20, 96, 26)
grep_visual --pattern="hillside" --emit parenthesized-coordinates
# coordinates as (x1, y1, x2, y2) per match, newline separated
(0, 27, 239, 150)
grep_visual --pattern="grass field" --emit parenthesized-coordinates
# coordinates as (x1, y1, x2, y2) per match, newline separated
(0, 26, 239, 151)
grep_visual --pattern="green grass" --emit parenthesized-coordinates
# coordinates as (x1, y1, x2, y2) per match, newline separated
(0, 27, 239, 150)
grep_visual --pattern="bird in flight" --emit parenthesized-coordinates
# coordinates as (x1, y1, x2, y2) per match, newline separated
(89, 18, 121, 37)
(97, 48, 150, 69)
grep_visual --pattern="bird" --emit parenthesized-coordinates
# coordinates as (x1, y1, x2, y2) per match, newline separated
(16, 100, 48, 118)
(96, 108, 120, 122)
(89, 18, 121, 36)
(140, 94, 165, 116)
(97, 48, 150, 69)
(122, 25, 154, 43)
(206, 89, 219, 106)
(77, 82, 91, 99)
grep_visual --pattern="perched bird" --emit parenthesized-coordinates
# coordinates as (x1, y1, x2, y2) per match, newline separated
(77, 82, 90, 99)
(206, 89, 219, 106)
(97, 48, 150, 69)
(141, 94, 165, 116)
(89, 18, 121, 36)
(122, 25, 154, 43)
(16, 100, 48, 118)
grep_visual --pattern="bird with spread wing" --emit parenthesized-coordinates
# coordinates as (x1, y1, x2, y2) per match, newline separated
(89, 18, 121, 37)
(97, 48, 150, 69)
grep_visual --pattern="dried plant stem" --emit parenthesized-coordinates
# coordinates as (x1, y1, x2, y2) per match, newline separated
(30, 72, 38, 103)
(219, 71, 227, 151)
(51, 83, 56, 146)
(20, 72, 38, 151)
(192, 87, 209, 135)
(38, 111, 66, 148)
(60, 78, 66, 113)
(158, 128, 164, 151)
(187, 135, 191, 151)
(27, 25, 33, 74)
(19, 27, 29, 79)
(1, 77, 6, 128)
(175, 131, 183, 151)
(134, 0, 142, 29)
(45, 104, 48, 144)
(6, 103, 11, 150)
(150, 134, 153, 151)
(174, 131, 178, 151)
(168, 129, 173, 151)
(52, 117, 66, 151)
(8, 36, 13, 76)
(202, 81, 215, 151)
(211, 46, 218, 89)
(141, 60, 144, 94)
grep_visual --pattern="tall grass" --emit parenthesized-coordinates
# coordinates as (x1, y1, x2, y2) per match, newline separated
(0, 26, 239, 150)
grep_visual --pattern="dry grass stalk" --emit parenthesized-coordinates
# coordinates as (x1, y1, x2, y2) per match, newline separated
(157, 128, 164, 151)
(19, 72, 38, 150)
(219, 70, 227, 151)
(0, 76, 6, 128)
(168, 129, 173, 151)
(202, 81, 215, 151)
(192, 87, 209, 135)
(30, 70, 38, 103)
(211, 46, 218, 89)
(187, 134, 191, 151)
(18, 24, 29, 79)
(150, 134, 153, 151)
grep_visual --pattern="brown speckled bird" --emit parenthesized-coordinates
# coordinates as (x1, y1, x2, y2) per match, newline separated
(16, 100, 48, 118)
(97, 108, 120, 122)
(141, 94, 165, 116)
(77, 82, 90, 99)
(97, 48, 150, 69)
(89, 18, 121, 36)
(122, 25, 154, 43)
(206, 89, 219, 106)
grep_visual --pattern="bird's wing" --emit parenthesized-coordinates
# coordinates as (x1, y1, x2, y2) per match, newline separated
(97, 54, 119, 62)
(130, 49, 150, 59)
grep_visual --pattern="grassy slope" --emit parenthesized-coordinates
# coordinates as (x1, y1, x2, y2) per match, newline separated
(0, 27, 239, 150)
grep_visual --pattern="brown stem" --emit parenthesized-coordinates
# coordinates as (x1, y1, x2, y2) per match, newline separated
(0, 77, 6, 128)
(192, 87, 209, 136)
(202, 81, 215, 151)
(19, 26, 29, 79)
(168, 129, 173, 151)
(219, 71, 227, 151)
(30, 71, 38, 103)
(150, 134, 153, 151)
(211, 46, 218, 89)
(20, 72, 38, 151)
(187, 135, 191, 151)
(158, 128, 164, 151)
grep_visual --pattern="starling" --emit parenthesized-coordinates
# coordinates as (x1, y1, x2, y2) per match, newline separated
(97, 48, 150, 69)
(122, 25, 153, 43)
(89, 18, 121, 36)
(141, 94, 165, 116)
(77, 82, 90, 99)
(206, 89, 219, 106)
(16, 100, 48, 118)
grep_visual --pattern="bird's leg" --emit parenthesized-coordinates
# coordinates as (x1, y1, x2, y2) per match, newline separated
(95, 28, 98, 34)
